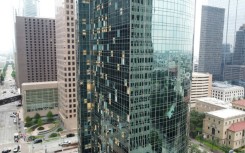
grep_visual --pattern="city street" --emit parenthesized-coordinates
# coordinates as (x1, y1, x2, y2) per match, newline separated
(0, 65, 19, 100)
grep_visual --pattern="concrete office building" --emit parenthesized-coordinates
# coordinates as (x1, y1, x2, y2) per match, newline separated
(55, 0, 77, 131)
(195, 97, 231, 113)
(77, 0, 195, 153)
(212, 82, 244, 103)
(15, 16, 57, 89)
(23, 0, 38, 17)
(190, 72, 212, 108)
(22, 81, 58, 118)
(198, 6, 225, 81)
(203, 109, 245, 149)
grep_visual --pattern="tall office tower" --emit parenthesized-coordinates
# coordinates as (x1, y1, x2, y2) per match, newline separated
(198, 6, 225, 81)
(232, 24, 245, 65)
(77, 0, 195, 153)
(15, 16, 57, 88)
(23, 0, 38, 17)
(55, 0, 77, 130)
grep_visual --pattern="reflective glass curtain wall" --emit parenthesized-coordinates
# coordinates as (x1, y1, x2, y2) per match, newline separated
(77, 0, 195, 153)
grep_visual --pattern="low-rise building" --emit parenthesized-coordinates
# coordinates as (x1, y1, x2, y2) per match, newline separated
(195, 97, 231, 113)
(212, 82, 244, 103)
(190, 72, 212, 108)
(22, 81, 58, 118)
(232, 100, 245, 111)
(227, 121, 245, 149)
(203, 109, 245, 149)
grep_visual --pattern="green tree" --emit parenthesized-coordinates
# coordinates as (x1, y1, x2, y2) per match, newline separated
(190, 110, 205, 138)
(37, 118, 43, 127)
(34, 113, 41, 120)
(25, 116, 32, 123)
(189, 144, 202, 153)
(46, 111, 54, 122)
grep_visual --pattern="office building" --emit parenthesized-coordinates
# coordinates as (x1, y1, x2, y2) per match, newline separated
(195, 97, 231, 113)
(15, 16, 57, 88)
(224, 65, 245, 81)
(190, 72, 212, 108)
(232, 25, 245, 65)
(55, 0, 77, 130)
(23, 0, 38, 17)
(203, 109, 245, 149)
(212, 82, 244, 103)
(22, 81, 58, 118)
(77, 0, 195, 153)
(198, 6, 225, 81)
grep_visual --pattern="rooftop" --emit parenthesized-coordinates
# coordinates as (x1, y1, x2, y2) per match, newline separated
(192, 72, 211, 77)
(212, 81, 244, 90)
(197, 97, 231, 109)
(228, 121, 245, 132)
(207, 109, 245, 119)
(232, 100, 245, 107)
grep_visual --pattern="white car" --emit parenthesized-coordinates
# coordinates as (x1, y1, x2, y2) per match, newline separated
(13, 119, 17, 123)
(59, 140, 71, 146)
(10, 114, 16, 117)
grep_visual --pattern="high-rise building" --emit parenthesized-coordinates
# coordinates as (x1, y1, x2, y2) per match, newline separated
(77, 0, 195, 153)
(55, 0, 77, 130)
(190, 72, 212, 108)
(232, 25, 245, 65)
(23, 0, 38, 17)
(198, 6, 225, 81)
(15, 16, 57, 88)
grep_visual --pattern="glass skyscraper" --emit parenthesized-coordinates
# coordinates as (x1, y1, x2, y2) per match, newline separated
(77, 0, 195, 152)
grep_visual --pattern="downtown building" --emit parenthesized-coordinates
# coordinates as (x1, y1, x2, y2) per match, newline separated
(198, 6, 225, 81)
(23, 0, 38, 17)
(77, 0, 195, 153)
(15, 16, 57, 88)
(55, 0, 77, 130)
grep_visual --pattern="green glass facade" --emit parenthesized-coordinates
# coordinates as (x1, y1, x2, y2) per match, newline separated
(77, 0, 194, 152)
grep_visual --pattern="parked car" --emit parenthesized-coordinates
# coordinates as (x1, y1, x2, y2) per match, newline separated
(33, 139, 42, 144)
(66, 133, 75, 138)
(10, 113, 16, 117)
(59, 140, 71, 147)
(13, 145, 20, 153)
(1, 148, 11, 153)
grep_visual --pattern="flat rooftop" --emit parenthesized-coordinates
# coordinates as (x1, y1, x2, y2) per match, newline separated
(197, 97, 231, 109)
(207, 109, 245, 119)
(192, 72, 211, 77)
(212, 81, 243, 89)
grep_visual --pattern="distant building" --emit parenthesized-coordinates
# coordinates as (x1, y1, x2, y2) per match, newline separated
(212, 82, 244, 103)
(198, 6, 225, 81)
(195, 97, 231, 113)
(190, 72, 212, 108)
(203, 109, 245, 149)
(23, 0, 38, 17)
(232, 100, 245, 111)
(22, 81, 58, 118)
(224, 65, 245, 81)
(15, 16, 57, 89)
(232, 25, 245, 65)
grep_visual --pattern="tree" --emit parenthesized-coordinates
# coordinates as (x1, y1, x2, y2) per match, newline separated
(190, 110, 205, 138)
(189, 144, 202, 153)
(34, 113, 41, 120)
(25, 116, 32, 123)
(46, 111, 54, 122)
(37, 118, 43, 127)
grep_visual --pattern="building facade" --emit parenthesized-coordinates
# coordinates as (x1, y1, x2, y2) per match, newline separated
(190, 72, 212, 108)
(15, 16, 57, 88)
(224, 65, 245, 81)
(22, 81, 58, 118)
(23, 0, 38, 17)
(198, 6, 225, 81)
(195, 97, 231, 113)
(232, 100, 245, 111)
(77, 0, 195, 153)
(232, 25, 245, 65)
(55, 0, 77, 130)
(211, 82, 244, 103)
(203, 109, 245, 149)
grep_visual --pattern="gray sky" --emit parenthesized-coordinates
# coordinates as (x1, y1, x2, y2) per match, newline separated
(0, 0, 55, 55)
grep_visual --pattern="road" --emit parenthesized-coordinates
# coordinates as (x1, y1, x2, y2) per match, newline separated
(190, 138, 213, 153)
(0, 65, 18, 100)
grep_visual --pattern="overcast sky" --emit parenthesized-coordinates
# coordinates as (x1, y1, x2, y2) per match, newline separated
(0, 0, 203, 56)
(0, 0, 55, 55)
